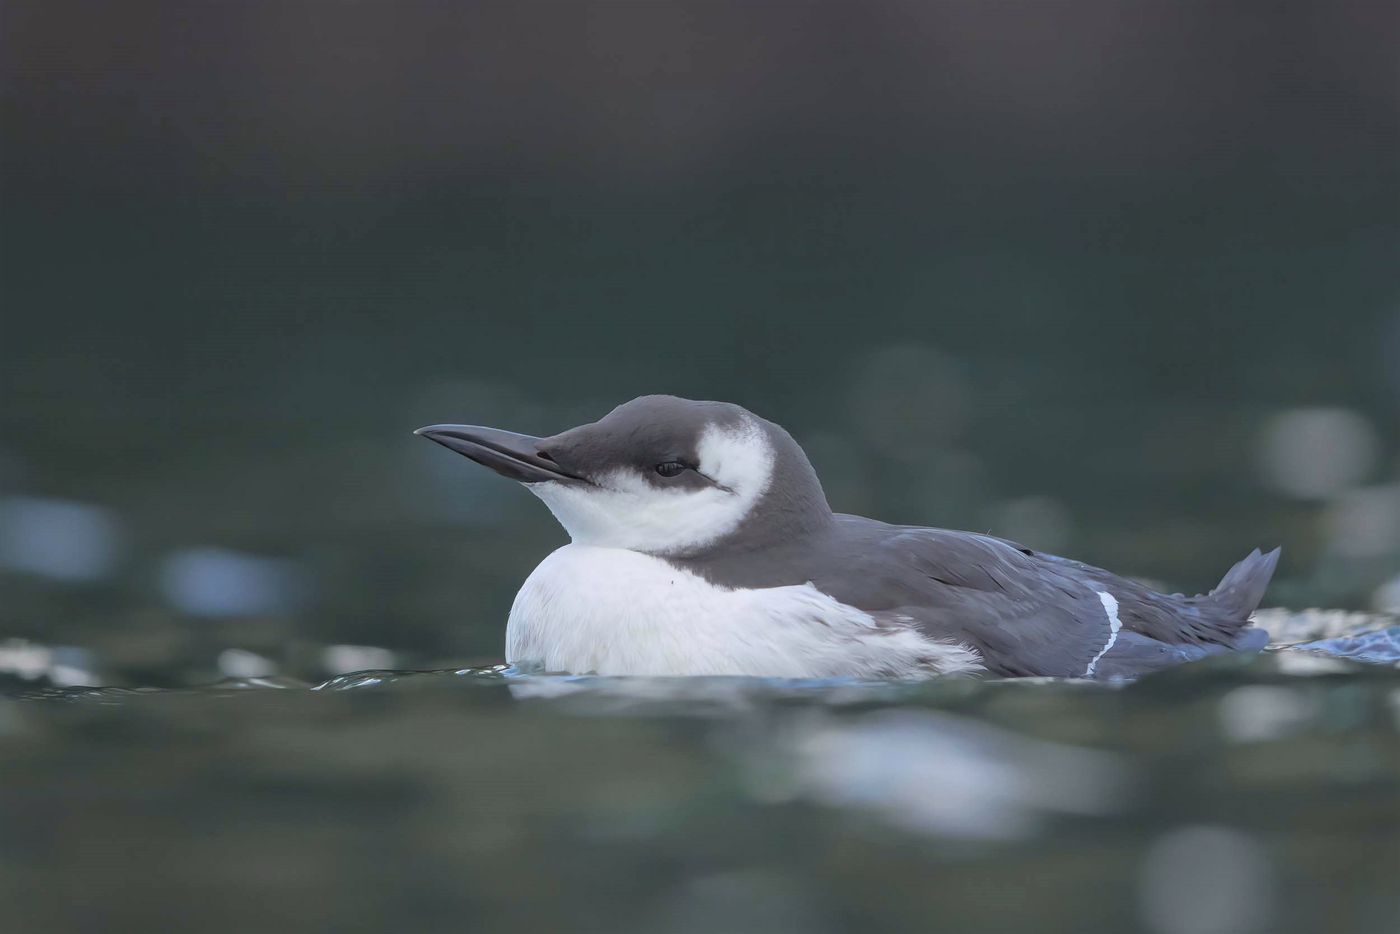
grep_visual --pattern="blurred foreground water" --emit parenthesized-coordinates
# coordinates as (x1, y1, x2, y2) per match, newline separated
(1, 611, 1397, 934)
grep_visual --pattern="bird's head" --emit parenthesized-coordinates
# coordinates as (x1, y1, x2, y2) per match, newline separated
(417, 395, 831, 556)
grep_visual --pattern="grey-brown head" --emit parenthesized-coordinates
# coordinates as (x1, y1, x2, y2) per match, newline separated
(417, 395, 832, 556)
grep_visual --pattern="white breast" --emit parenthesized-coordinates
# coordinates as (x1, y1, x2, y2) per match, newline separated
(506, 545, 983, 679)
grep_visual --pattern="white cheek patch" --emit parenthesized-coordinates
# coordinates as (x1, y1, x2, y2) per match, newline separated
(528, 418, 774, 554)
(695, 418, 772, 492)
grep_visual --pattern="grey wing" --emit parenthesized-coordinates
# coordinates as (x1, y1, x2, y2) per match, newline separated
(810, 524, 1119, 678)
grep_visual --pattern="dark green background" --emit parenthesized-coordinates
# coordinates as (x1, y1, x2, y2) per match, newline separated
(3, 1, 1397, 678)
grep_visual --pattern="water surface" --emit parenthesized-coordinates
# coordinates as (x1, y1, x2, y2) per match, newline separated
(3, 619, 1397, 934)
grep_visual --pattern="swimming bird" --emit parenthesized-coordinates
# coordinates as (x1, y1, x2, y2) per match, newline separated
(417, 396, 1279, 680)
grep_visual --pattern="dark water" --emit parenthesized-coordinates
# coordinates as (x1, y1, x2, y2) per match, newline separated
(4, 5, 1398, 932)
(4, 626, 1398, 934)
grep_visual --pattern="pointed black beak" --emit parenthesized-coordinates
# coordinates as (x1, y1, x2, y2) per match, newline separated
(414, 425, 585, 484)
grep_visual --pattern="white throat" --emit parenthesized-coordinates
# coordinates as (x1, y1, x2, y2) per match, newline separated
(527, 417, 773, 555)
(506, 545, 983, 679)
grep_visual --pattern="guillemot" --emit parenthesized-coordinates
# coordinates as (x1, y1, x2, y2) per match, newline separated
(417, 395, 1280, 680)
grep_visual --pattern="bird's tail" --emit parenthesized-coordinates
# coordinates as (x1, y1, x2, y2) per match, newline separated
(1206, 547, 1281, 621)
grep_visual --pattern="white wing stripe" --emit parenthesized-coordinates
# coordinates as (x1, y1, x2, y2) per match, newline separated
(1083, 591, 1122, 678)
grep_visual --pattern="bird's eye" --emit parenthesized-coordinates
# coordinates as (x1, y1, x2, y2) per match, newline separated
(654, 461, 686, 478)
